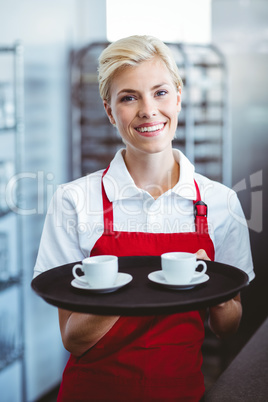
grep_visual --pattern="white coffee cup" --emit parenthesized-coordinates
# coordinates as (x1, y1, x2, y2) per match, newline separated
(161, 252, 207, 284)
(72, 255, 118, 288)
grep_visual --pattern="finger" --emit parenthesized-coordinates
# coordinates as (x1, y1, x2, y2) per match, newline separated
(196, 249, 210, 261)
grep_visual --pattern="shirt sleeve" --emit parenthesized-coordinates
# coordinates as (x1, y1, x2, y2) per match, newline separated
(33, 185, 86, 277)
(214, 191, 255, 282)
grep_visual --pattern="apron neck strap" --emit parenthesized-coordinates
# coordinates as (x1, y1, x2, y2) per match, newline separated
(101, 166, 115, 234)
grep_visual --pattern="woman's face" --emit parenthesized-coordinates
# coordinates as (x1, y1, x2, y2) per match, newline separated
(104, 57, 181, 156)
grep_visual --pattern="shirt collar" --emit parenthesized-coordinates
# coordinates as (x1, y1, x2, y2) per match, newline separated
(172, 149, 197, 200)
(103, 148, 197, 202)
(103, 149, 141, 202)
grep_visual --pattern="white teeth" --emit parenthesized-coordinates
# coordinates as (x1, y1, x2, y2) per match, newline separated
(136, 123, 164, 133)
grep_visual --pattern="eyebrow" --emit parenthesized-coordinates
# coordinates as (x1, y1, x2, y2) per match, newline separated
(116, 83, 169, 97)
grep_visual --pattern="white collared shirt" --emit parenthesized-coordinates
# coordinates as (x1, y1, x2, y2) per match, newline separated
(34, 149, 254, 281)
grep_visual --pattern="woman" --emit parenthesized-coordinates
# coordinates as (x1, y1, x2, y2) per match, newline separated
(34, 35, 254, 401)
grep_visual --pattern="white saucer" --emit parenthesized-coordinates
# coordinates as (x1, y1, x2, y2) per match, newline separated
(148, 270, 209, 290)
(71, 272, 133, 293)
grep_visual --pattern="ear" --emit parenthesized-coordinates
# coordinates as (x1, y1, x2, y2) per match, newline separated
(176, 86, 182, 113)
(103, 100, 116, 125)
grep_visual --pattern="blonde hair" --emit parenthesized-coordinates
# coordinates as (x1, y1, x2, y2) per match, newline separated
(98, 35, 183, 103)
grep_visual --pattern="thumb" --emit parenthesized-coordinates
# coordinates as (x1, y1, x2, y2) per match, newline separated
(196, 249, 210, 261)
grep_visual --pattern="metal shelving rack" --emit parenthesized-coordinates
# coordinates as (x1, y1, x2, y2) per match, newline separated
(169, 42, 231, 186)
(70, 41, 231, 186)
(0, 42, 25, 401)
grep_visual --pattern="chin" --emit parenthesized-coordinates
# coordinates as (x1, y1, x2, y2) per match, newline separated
(140, 142, 172, 155)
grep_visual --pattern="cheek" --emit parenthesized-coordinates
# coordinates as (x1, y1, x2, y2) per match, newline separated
(166, 101, 179, 120)
(117, 115, 128, 129)
(116, 109, 133, 129)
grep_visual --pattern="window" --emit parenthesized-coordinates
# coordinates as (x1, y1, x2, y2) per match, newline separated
(106, 0, 211, 43)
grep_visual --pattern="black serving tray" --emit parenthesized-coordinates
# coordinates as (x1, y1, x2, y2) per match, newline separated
(31, 256, 249, 316)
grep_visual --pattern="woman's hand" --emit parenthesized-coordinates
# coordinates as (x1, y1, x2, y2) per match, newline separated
(196, 249, 242, 339)
(58, 309, 120, 357)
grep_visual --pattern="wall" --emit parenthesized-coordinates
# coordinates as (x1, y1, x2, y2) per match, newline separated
(212, 0, 268, 347)
(0, 1, 106, 401)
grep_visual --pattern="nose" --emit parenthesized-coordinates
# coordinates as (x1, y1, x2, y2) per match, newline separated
(138, 97, 157, 119)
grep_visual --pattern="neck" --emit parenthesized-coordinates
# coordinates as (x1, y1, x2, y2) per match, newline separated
(123, 147, 180, 199)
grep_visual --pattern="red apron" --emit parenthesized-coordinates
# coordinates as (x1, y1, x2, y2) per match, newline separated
(58, 167, 215, 402)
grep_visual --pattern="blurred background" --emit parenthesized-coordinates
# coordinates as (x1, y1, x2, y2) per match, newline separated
(0, 0, 267, 401)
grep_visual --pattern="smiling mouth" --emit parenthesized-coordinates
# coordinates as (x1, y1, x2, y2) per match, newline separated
(135, 123, 165, 134)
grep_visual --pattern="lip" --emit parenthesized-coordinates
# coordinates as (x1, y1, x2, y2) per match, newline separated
(135, 122, 165, 129)
(134, 122, 166, 137)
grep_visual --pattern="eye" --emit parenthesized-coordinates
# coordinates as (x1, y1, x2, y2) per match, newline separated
(120, 95, 136, 102)
(155, 90, 168, 97)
